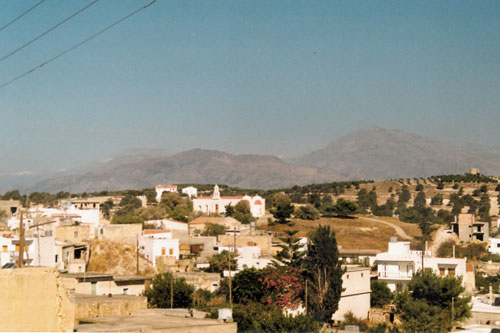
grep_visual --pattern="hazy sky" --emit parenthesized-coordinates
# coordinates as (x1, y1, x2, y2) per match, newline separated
(1, 0, 499, 180)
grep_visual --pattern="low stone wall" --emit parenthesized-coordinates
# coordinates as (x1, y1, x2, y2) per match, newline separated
(74, 294, 147, 320)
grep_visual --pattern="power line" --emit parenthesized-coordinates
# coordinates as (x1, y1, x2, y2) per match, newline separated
(0, 0, 46, 33)
(0, 0, 99, 64)
(0, 0, 157, 90)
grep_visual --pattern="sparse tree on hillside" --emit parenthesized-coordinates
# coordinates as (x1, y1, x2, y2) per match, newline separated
(399, 185, 411, 203)
(294, 204, 320, 220)
(271, 193, 294, 224)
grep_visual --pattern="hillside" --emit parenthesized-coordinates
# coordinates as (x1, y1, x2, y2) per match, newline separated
(31, 127, 500, 193)
(33, 149, 342, 192)
(294, 126, 500, 180)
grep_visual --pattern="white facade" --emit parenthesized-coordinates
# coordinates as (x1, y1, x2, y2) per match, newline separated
(490, 237, 500, 254)
(182, 186, 198, 198)
(332, 266, 371, 321)
(192, 185, 265, 217)
(139, 230, 179, 267)
(219, 246, 273, 274)
(155, 185, 178, 201)
(376, 240, 467, 292)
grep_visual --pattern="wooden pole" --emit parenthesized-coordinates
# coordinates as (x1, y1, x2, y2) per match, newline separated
(18, 211, 24, 268)
(170, 275, 174, 309)
(305, 279, 308, 314)
(136, 236, 139, 275)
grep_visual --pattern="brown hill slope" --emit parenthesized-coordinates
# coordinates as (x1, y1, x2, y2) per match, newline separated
(294, 126, 500, 180)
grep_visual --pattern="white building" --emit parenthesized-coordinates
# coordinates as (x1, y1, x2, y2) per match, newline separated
(138, 229, 179, 267)
(192, 185, 265, 218)
(219, 246, 273, 276)
(490, 236, 500, 254)
(182, 186, 198, 198)
(332, 266, 371, 322)
(376, 239, 467, 292)
(155, 185, 178, 201)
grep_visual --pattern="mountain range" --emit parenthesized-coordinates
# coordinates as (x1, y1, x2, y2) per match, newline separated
(32, 126, 500, 192)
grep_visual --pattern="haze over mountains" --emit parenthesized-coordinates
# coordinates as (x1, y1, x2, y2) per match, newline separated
(32, 126, 500, 193)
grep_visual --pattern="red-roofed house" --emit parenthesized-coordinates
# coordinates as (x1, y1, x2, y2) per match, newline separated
(192, 185, 265, 218)
(155, 185, 178, 201)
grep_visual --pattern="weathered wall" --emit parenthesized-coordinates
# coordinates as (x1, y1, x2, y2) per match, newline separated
(0, 267, 75, 332)
(56, 225, 91, 243)
(98, 224, 142, 244)
(74, 295, 147, 320)
(218, 235, 272, 255)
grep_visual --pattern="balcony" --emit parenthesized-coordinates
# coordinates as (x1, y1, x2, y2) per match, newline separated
(378, 271, 413, 280)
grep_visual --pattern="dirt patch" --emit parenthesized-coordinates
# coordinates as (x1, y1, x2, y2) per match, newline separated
(261, 216, 413, 251)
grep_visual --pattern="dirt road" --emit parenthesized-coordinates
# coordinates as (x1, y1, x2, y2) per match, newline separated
(357, 216, 413, 240)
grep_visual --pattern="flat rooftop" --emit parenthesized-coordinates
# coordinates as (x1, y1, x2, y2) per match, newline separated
(75, 309, 237, 332)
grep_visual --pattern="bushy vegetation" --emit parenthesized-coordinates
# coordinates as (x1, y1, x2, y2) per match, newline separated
(143, 272, 195, 308)
(430, 174, 498, 183)
(370, 280, 393, 307)
(395, 270, 471, 331)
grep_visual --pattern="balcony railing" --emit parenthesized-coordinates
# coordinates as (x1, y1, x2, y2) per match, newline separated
(378, 271, 413, 279)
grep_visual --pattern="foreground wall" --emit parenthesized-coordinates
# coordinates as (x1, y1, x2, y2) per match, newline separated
(0, 267, 75, 332)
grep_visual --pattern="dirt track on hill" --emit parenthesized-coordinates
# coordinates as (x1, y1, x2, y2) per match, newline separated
(357, 216, 412, 240)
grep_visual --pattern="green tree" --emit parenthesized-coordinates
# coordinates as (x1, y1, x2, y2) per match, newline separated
(225, 203, 234, 217)
(303, 225, 344, 322)
(480, 184, 488, 193)
(396, 270, 471, 332)
(399, 185, 411, 203)
(370, 280, 392, 307)
(111, 214, 144, 225)
(478, 193, 491, 222)
(233, 200, 255, 224)
(294, 204, 320, 220)
(117, 194, 142, 216)
(206, 250, 237, 274)
(430, 193, 443, 206)
(273, 230, 305, 267)
(232, 268, 265, 304)
(271, 193, 294, 224)
(101, 199, 114, 220)
(415, 184, 424, 191)
(436, 182, 444, 190)
(144, 272, 195, 308)
(334, 198, 358, 217)
(201, 223, 226, 236)
(414, 191, 426, 211)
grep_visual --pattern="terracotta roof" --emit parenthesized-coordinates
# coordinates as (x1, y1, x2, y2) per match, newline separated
(143, 229, 172, 234)
(254, 200, 262, 205)
(466, 263, 474, 272)
(156, 185, 177, 189)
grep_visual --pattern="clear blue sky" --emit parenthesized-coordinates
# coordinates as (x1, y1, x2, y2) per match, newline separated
(0, 0, 499, 183)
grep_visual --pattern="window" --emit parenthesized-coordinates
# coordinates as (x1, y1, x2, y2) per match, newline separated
(448, 268, 455, 276)
(161, 248, 166, 255)
(2, 245, 7, 252)
(169, 248, 173, 255)
(55, 254, 58, 263)
(497, 243, 500, 248)
(123, 288, 129, 295)
(439, 267, 445, 276)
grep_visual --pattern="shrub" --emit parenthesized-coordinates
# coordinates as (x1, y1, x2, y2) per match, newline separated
(371, 280, 393, 307)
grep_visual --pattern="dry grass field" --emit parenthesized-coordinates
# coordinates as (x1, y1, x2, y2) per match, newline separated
(260, 215, 421, 251)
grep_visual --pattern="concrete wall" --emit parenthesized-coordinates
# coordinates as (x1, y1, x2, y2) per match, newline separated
(174, 272, 221, 292)
(218, 235, 272, 255)
(98, 223, 142, 244)
(332, 266, 371, 321)
(56, 225, 91, 243)
(0, 267, 75, 332)
(74, 295, 147, 320)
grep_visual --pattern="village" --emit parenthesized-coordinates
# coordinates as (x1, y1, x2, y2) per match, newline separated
(1, 171, 500, 332)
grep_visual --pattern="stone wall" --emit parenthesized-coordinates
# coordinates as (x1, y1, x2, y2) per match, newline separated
(74, 294, 147, 320)
(0, 267, 75, 332)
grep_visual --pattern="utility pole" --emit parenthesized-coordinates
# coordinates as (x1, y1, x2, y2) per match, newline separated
(305, 279, 308, 314)
(18, 211, 24, 268)
(136, 236, 139, 275)
(170, 275, 174, 309)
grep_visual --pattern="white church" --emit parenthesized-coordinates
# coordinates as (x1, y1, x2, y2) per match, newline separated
(192, 185, 265, 218)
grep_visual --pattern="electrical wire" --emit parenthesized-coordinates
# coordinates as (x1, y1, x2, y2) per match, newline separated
(0, 0, 99, 64)
(0, 0, 157, 90)
(0, 0, 46, 33)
